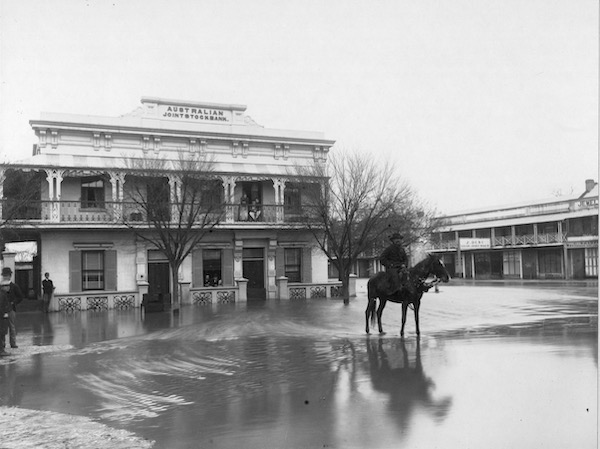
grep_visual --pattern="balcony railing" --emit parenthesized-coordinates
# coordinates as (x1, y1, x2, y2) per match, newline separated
(429, 232, 568, 251)
(1, 200, 320, 226)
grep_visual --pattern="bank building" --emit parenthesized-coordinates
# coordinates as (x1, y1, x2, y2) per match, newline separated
(1, 97, 339, 311)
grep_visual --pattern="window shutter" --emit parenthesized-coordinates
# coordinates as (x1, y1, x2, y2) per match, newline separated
(222, 248, 233, 286)
(192, 249, 203, 288)
(302, 247, 312, 283)
(276, 247, 285, 277)
(105, 250, 117, 291)
(69, 251, 82, 292)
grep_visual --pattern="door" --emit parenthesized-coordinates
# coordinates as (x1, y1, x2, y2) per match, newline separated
(571, 249, 585, 279)
(522, 250, 537, 279)
(243, 248, 265, 300)
(148, 262, 171, 304)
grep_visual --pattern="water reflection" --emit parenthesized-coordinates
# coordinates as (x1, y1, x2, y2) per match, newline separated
(366, 337, 452, 431)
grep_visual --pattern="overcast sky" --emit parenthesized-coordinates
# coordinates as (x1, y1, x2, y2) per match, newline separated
(0, 0, 597, 215)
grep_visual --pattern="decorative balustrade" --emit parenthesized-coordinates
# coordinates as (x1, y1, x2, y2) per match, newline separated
(2, 200, 320, 226)
(430, 233, 568, 251)
(286, 282, 344, 300)
(190, 287, 237, 304)
(53, 292, 138, 312)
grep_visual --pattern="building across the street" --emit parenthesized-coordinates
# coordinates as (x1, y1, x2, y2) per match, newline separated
(0, 97, 342, 311)
(428, 180, 598, 280)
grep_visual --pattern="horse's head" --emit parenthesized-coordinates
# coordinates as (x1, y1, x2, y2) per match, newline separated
(426, 254, 450, 283)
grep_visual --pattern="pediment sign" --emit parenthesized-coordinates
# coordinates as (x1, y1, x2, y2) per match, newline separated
(158, 104, 232, 124)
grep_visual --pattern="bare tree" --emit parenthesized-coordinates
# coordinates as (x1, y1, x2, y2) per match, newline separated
(121, 152, 224, 310)
(0, 168, 43, 247)
(293, 148, 440, 301)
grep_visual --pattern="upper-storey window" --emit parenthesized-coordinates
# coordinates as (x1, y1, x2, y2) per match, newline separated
(569, 216, 598, 236)
(81, 177, 105, 209)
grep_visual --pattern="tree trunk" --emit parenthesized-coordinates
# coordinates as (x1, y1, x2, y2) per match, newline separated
(171, 264, 181, 312)
(338, 265, 351, 302)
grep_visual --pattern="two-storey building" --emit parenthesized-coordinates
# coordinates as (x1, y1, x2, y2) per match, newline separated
(429, 180, 598, 280)
(1, 97, 337, 310)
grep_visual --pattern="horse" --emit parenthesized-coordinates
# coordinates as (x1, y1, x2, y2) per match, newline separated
(365, 254, 450, 336)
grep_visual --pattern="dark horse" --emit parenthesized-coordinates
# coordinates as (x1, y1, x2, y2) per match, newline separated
(366, 254, 450, 336)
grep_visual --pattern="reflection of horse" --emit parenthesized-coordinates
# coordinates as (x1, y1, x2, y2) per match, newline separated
(366, 338, 452, 431)
(366, 254, 450, 335)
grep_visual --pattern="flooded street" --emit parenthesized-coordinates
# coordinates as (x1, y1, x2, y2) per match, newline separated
(0, 282, 597, 448)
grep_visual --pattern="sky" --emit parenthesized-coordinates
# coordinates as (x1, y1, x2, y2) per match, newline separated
(0, 0, 597, 215)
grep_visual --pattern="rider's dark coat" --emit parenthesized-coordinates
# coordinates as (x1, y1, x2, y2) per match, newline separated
(380, 243, 408, 269)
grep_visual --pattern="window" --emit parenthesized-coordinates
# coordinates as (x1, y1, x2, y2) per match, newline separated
(503, 251, 521, 276)
(585, 248, 598, 277)
(284, 248, 302, 282)
(82, 251, 104, 290)
(203, 249, 222, 286)
(81, 177, 105, 209)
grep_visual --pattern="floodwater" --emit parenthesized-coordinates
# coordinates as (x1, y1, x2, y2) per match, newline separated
(0, 282, 597, 448)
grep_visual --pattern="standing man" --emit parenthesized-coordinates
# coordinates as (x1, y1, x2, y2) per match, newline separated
(1, 267, 23, 349)
(0, 277, 10, 356)
(379, 233, 409, 295)
(42, 272, 54, 313)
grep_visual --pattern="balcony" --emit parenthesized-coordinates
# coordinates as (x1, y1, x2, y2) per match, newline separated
(429, 232, 567, 251)
(1, 200, 320, 226)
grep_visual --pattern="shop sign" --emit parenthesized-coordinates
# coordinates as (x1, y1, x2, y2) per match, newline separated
(158, 104, 231, 123)
(459, 238, 491, 250)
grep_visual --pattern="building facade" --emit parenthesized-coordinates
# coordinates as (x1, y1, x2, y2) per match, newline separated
(428, 180, 598, 280)
(1, 97, 339, 310)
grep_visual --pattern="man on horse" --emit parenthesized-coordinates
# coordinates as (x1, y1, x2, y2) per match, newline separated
(379, 232, 409, 295)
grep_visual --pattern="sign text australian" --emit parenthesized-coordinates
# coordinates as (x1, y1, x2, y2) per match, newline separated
(162, 105, 230, 122)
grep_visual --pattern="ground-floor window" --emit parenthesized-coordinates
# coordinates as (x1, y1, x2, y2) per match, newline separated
(203, 249, 222, 286)
(503, 251, 521, 276)
(538, 249, 562, 276)
(284, 248, 302, 282)
(82, 250, 104, 290)
(585, 248, 598, 277)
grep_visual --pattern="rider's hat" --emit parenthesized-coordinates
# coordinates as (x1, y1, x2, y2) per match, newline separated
(389, 233, 403, 241)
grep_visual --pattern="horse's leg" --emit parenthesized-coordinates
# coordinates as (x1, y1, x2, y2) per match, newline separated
(365, 298, 376, 334)
(414, 299, 421, 336)
(400, 301, 409, 337)
(376, 298, 387, 334)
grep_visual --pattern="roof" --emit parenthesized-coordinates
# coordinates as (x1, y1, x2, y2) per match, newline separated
(29, 97, 335, 146)
(8, 153, 312, 178)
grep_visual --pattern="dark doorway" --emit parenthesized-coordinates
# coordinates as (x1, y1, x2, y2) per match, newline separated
(490, 252, 503, 278)
(243, 248, 265, 300)
(571, 249, 585, 279)
(148, 262, 171, 304)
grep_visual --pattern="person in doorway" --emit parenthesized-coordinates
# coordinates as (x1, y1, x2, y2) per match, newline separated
(379, 233, 409, 295)
(239, 193, 249, 221)
(249, 198, 261, 221)
(204, 275, 212, 287)
(42, 272, 54, 313)
(0, 268, 23, 350)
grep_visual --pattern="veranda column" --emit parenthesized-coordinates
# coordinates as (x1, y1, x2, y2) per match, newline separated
(222, 176, 235, 223)
(267, 239, 277, 299)
(168, 175, 182, 221)
(45, 169, 64, 222)
(109, 172, 125, 221)
(135, 239, 149, 307)
(273, 178, 286, 222)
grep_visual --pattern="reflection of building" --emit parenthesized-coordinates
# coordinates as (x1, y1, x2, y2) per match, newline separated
(429, 180, 598, 280)
(1, 97, 336, 309)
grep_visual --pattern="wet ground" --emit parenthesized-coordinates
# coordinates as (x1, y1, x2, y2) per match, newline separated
(0, 282, 597, 448)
